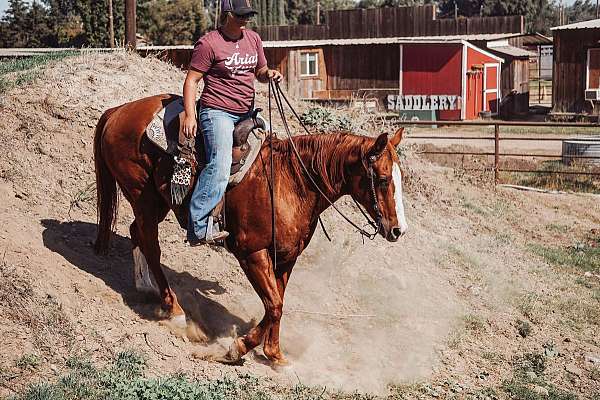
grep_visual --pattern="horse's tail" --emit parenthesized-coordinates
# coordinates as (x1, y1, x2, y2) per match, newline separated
(94, 107, 119, 255)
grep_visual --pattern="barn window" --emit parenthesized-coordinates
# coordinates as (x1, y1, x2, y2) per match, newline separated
(300, 51, 318, 77)
(588, 48, 600, 89)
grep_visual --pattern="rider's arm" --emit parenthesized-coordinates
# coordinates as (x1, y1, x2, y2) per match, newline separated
(181, 69, 204, 138)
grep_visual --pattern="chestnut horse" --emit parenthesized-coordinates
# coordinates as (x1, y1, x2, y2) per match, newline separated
(93, 94, 408, 365)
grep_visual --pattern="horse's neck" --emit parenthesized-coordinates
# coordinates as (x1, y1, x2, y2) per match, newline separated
(291, 136, 355, 213)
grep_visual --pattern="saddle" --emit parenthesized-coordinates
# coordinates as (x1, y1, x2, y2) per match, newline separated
(145, 96, 267, 228)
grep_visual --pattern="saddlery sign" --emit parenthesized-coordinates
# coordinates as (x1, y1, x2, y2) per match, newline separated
(386, 95, 461, 111)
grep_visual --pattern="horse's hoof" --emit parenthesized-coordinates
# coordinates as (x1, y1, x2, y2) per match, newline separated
(271, 357, 292, 371)
(210, 337, 244, 365)
(169, 314, 187, 329)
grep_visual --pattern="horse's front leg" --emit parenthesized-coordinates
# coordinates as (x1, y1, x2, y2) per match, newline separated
(227, 249, 285, 363)
(262, 260, 295, 365)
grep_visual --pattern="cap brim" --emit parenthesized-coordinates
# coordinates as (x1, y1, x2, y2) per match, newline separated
(234, 7, 257, 16)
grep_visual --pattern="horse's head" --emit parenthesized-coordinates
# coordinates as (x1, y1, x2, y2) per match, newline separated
(350, 128, 408, 242)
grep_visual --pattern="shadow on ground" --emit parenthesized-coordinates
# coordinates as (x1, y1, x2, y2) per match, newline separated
(40, 219, 253, 340)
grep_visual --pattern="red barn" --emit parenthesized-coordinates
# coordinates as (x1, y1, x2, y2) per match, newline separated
(263, 38, 504, 120)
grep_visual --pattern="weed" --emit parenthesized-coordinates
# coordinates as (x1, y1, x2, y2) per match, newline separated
(300, 106, 352, 132)
(516, 319, 532, 338)
(546, 223, 570, 234)
(516, 292, 542, 322)
(463, 314, 486, 333)
(15, 354, 41, 370)
(513, 351, 546, 378)
(529, 242, 600, 273)
(460, 197, 487, 215)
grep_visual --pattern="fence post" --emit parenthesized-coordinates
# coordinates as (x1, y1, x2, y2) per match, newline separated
(494, 123, 499, 184)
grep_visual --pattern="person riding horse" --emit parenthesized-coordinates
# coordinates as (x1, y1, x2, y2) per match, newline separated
(182, 0, 283, 246)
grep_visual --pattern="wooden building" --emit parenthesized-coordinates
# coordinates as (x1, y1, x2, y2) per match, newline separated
(550, 19, 600, 120)
(264, 38, 503, 120)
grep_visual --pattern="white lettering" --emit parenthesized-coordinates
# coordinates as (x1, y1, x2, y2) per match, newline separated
(439, 96, 448, 110)
(448, 96, 457, 110)
(386, 95, 461, 111)
(413, 95, 422, 110)
(387, 95, 395, 110)
(431, 95, 438, 109)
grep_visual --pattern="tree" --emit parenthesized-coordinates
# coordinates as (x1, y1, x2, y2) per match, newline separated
(138, 0, 209, 45)
(285, 0, 353, 25)
(1, 0, 31, 46)
(565, 0, 596, 23)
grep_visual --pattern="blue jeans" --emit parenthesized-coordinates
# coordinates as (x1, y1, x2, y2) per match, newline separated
(187, 107, 251, 241)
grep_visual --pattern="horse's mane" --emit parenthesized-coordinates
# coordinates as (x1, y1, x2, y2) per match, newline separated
(270, 132, 371, 196)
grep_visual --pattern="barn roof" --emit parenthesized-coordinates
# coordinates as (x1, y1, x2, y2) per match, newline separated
(551, 18, 600, 30)
(488, 45, 536, 58)
(262, 33, 520, 48)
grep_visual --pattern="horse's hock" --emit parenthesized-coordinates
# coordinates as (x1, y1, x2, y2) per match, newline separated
(562, 137, 600, 166)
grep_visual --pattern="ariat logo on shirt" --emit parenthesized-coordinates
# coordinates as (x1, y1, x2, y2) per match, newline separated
(224, 52, 258, 75)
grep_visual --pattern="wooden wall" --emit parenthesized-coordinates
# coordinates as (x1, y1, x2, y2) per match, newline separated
(552, 28, 600, 117)
(256, 6, 524, 41)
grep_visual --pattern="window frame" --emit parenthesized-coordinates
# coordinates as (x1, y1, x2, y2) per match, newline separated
(299, 51, 319, 77)
(587, 48, 600, 90)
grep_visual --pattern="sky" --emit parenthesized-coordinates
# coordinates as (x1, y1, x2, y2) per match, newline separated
(0, 0, 584, 19)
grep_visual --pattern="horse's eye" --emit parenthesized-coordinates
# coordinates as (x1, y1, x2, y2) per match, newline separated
(378, 176, 389, 189)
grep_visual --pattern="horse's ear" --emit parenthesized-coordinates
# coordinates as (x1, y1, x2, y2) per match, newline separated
(389, 127, 404, 148)
(368, 133, 388, 159)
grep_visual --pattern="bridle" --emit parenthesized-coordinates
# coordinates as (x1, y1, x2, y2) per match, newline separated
(268, 79, 386, 241)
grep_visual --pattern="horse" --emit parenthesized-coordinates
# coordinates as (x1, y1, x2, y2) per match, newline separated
(93, 93, 408, 365)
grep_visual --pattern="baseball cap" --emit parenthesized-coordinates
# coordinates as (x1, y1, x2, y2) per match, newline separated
(222, 0, 257, 16)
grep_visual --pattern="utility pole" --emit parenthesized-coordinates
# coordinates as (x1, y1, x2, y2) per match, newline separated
(316, 1, 321, 25)
(108, 0, 115, 48)
(454, 1, 458, 19)
(125, 0, 136, 49)
(596, 0, 599, 18)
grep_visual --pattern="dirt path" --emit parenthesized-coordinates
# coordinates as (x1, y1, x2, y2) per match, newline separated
(0, 51, 599, 398)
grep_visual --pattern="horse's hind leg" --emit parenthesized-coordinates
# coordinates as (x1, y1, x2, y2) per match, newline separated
(133, 197, 186, 328)
(130, 221, 156, 294)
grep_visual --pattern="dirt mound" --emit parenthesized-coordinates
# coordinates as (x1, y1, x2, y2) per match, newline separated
(0, 50, 599, 398)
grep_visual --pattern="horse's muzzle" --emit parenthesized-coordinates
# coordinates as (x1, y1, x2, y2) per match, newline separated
(386, 226, 406, 242)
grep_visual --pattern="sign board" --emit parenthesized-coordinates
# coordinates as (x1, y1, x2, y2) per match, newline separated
(387, 95, 461, 111)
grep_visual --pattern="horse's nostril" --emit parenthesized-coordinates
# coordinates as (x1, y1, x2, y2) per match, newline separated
(392, 227, 402, 239)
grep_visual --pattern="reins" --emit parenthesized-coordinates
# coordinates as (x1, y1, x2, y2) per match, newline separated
(266, 79, 383, 241)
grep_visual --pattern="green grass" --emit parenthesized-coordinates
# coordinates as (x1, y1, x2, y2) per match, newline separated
(0, 52, 77, 94)
(7, 351, 380, 400)
(528, 240, 600, 274)
(501, 352, 578, 400)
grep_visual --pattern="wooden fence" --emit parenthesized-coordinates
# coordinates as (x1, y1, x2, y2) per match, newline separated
(255, 6, 524, 41)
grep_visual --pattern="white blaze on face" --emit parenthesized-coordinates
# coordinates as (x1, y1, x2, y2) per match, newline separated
(392, 163, 408, 235)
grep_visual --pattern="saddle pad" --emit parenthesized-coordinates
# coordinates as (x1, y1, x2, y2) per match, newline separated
(145, 97, 266, 187)
(146, 96, 184, 156)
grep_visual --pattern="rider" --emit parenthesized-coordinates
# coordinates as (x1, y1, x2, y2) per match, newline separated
(182, 0, 283, 245)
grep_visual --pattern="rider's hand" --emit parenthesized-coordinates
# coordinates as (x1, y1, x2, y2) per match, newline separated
(182, 114, 197, 139)
(267, 69, 283, 83)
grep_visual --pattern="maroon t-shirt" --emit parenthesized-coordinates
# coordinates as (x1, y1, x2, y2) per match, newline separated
(190, 29, 267, 114)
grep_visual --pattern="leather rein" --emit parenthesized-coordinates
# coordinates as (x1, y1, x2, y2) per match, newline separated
(267, 79, 384, 241)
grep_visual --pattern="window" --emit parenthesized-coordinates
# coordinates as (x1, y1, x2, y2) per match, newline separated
(588, 48, 600, 89)
(300, 52, 318, 77)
